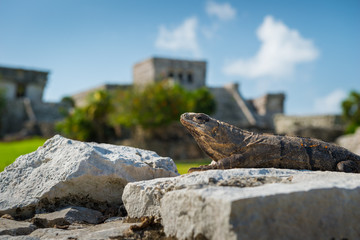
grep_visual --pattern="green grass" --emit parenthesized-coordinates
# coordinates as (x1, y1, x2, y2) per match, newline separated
(0, 137, 210, 174)
(174, 159, 212, 175)
(0, 138, 46, 171)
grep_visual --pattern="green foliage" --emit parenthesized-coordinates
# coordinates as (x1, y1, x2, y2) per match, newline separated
(110, 81, 216, 129)
(342, 90, 360, 133)
(56, 108, 94, 141)
(187, 87, 216, 114)
(60, 96, 75, 108)
(57, 81, 216, 141)
(56, 90, 114, 142)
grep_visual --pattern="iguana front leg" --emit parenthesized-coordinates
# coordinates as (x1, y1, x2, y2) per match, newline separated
(188, 154, 249, 173)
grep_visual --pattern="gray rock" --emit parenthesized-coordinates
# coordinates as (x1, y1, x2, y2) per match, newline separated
(337, 127, 360, 155)
(160, 170, 360, 240)
(123, 168, 302, 217)
(29, 220, 133, 240)
(0, 219, 36, 236)
(0, 135, 178, 219)
(104, 216, 125, 223)
(32, 207, 103, 227)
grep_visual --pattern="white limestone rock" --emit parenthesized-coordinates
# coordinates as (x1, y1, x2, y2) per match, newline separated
(160, 171, 360, 240)
(0, 135, 178, 218)
(122, 168, 303, 218)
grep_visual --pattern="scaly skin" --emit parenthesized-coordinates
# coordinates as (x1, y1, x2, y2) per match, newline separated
(180, 112, 360, 173)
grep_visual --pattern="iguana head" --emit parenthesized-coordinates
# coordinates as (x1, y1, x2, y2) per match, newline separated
(180, 112, 243, 161)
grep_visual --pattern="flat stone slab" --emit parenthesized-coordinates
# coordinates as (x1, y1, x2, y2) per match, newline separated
(0, 135, 178, 219)
(0, 219, 36, 236)
(160, 170, 360, 240)
(123, 168, 303, 217)
(27, 220, 133, 240)
(32, 207, 103, 227)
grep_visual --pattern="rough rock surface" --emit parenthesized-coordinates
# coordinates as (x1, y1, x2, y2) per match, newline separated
(0, 218, 173, 240)
(0, 135, 178, 219)
(123, 168, 302, 218)
(337, 127, 360, 155)
(160, 170, 360, 240)
(0, 219, 36, 236)
(0, 236, 38, 240)
(32, 207, 103, 227)
(28, 220, 133, 240)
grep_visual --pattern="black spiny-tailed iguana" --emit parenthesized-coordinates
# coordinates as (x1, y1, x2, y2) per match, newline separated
(180, 112, 360, 173)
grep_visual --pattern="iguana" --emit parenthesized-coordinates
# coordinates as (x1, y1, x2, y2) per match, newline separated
(180, 112, 360, 173)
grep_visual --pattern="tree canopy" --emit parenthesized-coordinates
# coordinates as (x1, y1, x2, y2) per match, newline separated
(56, 90, 114, 142)
(109, 81, 216, 129)
(57, 81, 216, 141)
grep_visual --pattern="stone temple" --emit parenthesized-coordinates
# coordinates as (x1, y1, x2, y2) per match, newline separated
(0, 66, 48, 101)
(133, 57, 206, 90)
(1, 58, 343, 149)
(0, 57, 285, 139)
(73, 57, 285, 131)
(134, 57, 286, 130)
(0, 66, 67, 138)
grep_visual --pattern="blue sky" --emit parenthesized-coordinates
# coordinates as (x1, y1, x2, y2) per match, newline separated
(0, 0, 359, 115)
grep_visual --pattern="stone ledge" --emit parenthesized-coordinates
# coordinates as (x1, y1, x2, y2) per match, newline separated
(123, 168, 306, 218)
(160, 170, 360, 240)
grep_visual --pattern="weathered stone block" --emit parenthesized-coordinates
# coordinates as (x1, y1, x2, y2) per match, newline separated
(122, 168, 301, 218)
(160, 171, 360, 240)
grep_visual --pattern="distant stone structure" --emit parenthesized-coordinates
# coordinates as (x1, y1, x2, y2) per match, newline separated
(0, 66, 68, 139)
(0, 58, 344, 146)
(209, 83, 285, 130)
(73, 57, 285, 132)
(70, 57, 285, 159)
(133, 57, 206, 90)
(0, 66, 48, 101)
(133, 57, 285, 131)
(274, 114, 345, 142)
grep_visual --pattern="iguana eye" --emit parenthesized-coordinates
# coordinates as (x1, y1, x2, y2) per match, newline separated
(194, 114, 210, 123)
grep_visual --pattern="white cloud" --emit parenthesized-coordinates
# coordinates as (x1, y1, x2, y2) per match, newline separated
(206, 1, 236, 21)
(202, 22, 219, 39)
(223, 15, 319, 79)
(155, 17, 200, 56)
(313, 89, 347, 114)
